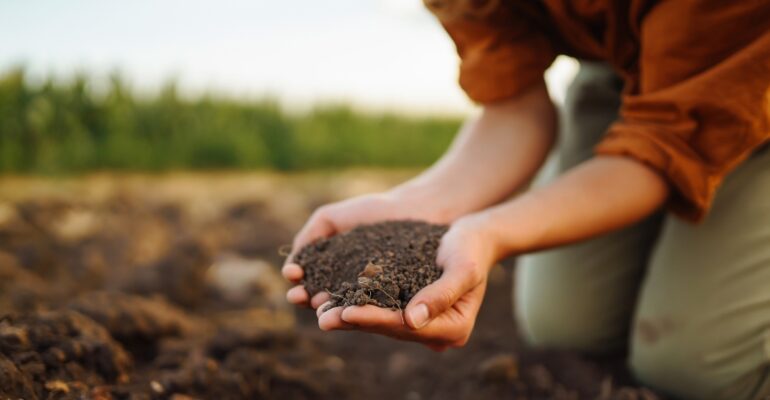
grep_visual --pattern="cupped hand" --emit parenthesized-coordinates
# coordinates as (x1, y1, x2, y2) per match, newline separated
(316, 215, 498, 351)
(282, 190, 448, 309)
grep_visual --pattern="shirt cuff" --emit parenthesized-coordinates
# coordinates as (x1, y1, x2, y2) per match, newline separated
(458, 43, 554, 104)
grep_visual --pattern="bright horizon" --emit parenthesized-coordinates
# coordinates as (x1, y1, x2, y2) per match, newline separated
(0, 0, 578, 115)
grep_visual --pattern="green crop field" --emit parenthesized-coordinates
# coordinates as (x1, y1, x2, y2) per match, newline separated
(0, 68, 463, 174)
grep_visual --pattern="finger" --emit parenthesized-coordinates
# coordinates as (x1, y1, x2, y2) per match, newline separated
(286, 285, 310, 306)
(451, 281, 487, 320)
(311, 292, 331, 309)
(318, 307, 355, 331)
(316, 301, 332, 318)
(340, 305, 404, 329)
(292, 208, 337, 254)
(281, 263, 304, 283)
(340, 307, 461, 347)
(404, 261, 481, 330)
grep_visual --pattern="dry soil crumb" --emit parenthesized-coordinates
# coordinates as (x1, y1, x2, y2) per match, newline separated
(295, 220, 448, 310)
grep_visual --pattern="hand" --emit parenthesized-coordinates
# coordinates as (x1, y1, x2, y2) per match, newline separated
(282, 190, 449, 309)
(316, 214, 498, 351)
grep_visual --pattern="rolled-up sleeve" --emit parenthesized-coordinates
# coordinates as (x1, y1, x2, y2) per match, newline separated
(424, 0, 556, 103)
(595, 0, 770, 221)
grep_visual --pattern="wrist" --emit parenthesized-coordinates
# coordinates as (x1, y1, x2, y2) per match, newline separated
(453, 212, 504, 271)
(462, 195, 544, 262)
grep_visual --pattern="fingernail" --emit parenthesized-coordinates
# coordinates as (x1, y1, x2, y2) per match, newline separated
(409, 304, 430, 329)
(316, 302, 329, 318)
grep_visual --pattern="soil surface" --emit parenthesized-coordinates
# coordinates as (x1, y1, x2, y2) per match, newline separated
(0, 174, 666, 400)
(297, 221, 447, 310)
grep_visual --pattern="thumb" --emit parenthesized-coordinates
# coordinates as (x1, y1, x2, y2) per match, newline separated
(404, 261, 481, 330)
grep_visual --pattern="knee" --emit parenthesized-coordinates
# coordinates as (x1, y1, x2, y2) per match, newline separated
(630, 332, 700, 399)
(630, 319, 767, 400)
(516, 291, 626, 354)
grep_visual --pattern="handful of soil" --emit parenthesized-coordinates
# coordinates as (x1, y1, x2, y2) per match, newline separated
(295, 220, 448, 311)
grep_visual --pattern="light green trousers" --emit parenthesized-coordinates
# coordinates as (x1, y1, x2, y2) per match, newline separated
(515, 61, 770, 400)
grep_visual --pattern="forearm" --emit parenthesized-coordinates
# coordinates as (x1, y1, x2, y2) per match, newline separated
(473, 156, 669, 259)
(392, 83, 556, 223)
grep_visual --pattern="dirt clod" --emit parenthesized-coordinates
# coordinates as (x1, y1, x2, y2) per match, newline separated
(296, 220, 448, 310)
(69, 291, 202, 340)
(0, 310, 133, 399)
(67, 291, 204, 361)
(478, 354, 519, 384)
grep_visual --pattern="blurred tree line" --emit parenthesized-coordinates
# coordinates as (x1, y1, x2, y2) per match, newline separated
(0, 68, 462, 174)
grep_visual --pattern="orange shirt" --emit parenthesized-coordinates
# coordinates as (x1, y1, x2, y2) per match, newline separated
(425, 0, 770, 221)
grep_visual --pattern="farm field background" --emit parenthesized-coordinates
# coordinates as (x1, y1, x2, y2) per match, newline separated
(0, 69, 460, 174)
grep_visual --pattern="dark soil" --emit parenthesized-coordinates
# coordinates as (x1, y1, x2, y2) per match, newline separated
(296, 221, 448, 310)
(0, 185, 665, 400)
(0, 310, 133, 399)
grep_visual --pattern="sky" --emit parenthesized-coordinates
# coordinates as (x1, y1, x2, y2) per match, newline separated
(0, 0, 578, 115)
